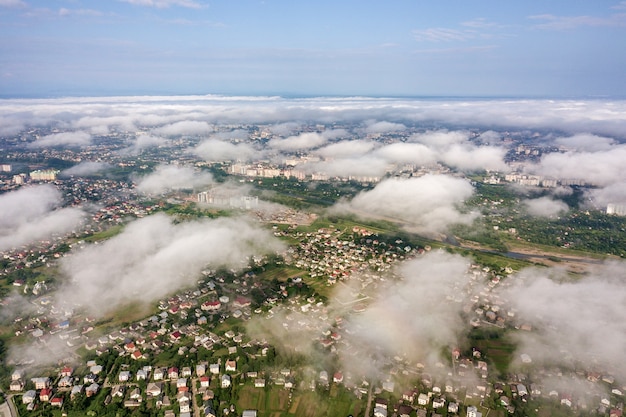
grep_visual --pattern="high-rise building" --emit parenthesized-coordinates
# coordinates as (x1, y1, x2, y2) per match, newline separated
(30, 169, 59, 181)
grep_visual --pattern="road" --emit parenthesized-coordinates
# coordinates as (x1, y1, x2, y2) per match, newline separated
(0, 391, 18, 417)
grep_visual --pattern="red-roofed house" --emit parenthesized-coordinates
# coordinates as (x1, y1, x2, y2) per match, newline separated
(40, 388, 53, 402)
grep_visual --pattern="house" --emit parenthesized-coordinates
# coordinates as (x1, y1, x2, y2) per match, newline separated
(177, 378, 188, 390)
(51, 397, 64, 407)
(131, 350, 143, 360)
(200, 376, 210, 388)
(119, 370, 131, 382)
(137, 369, 149, 380)
(58, 375, 73, 388)
(373, 407, 388, 417)
(11, 369, 25, 381)
(90, 365, 103, 375)
(201, 300, 221, 311)
(153, 368, 165, 380)
(417, 393, 429, 406)
(60, 366, 74, 377)
(204, 405, 217, 417)
(83, 373, 98, 384)
(112, 385, 125, 398)
(284, 378, 294, 389)
(129, 387, 142, 401)
(242, 411, 257, 417)
(196, 364, 206, 376)
(255, 379, 266, 388)
(70, 385, 84, 399)
(40, 388, 53, 402)
(319, 370, 329, 384)
(180, 401, 191, 413)
(233, 296, 251, 308)
(9, 379, 24, 391)
(467, 406, 482, 417)
(221, 374, 231, 388)
(85, 383, 100, 397)
(209, 363, 220, 375)
(168, 367, 179, 380)
(32, 377, 51, 389)
(177, 391, 191, 403)
(398, 405, 413, 417)
(182, 367, 192, 377)
(402, 390, 417, 403)
(382, 380, 395, 393)
(22, 390, 37, 404)
(124, 399, 141, 408)
(448, 402, 459, 413)
(433, 397, 446, 408)
(375, 398, 388, 409)
(225, 359, 237, 372)
(333, 372, 343, 383)
(146, 382, 162, 397)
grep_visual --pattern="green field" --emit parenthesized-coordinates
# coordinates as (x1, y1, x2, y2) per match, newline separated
(235, 385, 363, 417)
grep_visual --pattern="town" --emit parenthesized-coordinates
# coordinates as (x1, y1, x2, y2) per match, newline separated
(1, 110, 625, 417)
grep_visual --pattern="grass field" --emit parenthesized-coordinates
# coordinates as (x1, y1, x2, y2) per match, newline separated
(236, 386, 362, 417)
(84, 224, 124, 242)
(469, 330, 517, 376)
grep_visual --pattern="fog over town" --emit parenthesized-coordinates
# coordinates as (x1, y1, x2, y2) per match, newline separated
(1, 95, 626, 417)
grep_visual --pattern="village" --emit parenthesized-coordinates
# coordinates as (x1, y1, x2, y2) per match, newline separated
(2, 215, 625, 417)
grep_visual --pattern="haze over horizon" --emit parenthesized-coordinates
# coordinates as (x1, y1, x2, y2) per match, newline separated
(1, 0, 625, 98)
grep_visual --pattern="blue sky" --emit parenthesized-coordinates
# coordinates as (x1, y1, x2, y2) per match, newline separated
(1, 0, 625, 97)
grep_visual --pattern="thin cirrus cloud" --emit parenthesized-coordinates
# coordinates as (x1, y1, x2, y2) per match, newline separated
(412, 27, 476, 42)
(528, 13, 626, 30)
(0, 0, 26, 7)
(118, 0, 205, 9)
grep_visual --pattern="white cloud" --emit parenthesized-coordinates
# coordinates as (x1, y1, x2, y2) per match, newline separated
(56, 213, 284, 316)
(504, 261, 626, 380)
(530, 145, 626, 187)
(153, 120, 213, 136)
(0, 185, 85, 251)
(134, 164, 215, 194)
(29, 131, 92, 148)
(61, 161, 111, 177)
(365, 120, 406, 134)
(373, 142, 437, 166)
(314, 140, 376, 159)
(553, 133, 617, 152)
(268, 132, 329, 152)
(439, 143, 508, 172)
(522, 196, 569, 217)
(303, 155, 389, 179)
(118, 134, 169, 156)
(334, 174, 477, 235)
(586, 181, 626, 208)
(193, 139, 259, 162)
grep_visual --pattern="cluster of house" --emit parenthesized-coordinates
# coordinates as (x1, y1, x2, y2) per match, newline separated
(284, 226, 421, 285)
(11, 358, 250, 417)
